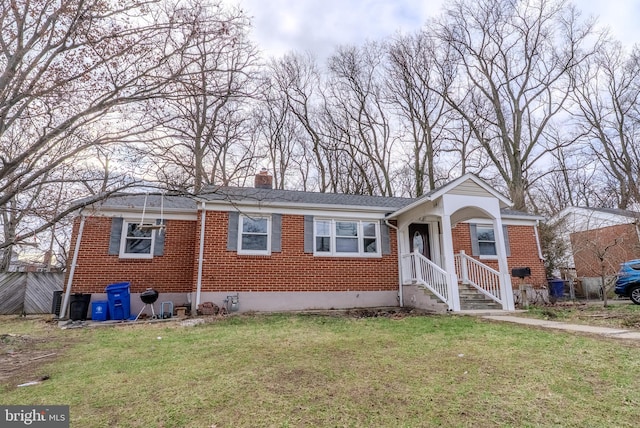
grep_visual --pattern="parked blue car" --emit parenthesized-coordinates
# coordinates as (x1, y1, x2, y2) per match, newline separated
(614, 259, 640, 304)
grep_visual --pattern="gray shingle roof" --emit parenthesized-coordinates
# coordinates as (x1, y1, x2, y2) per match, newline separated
(92, 193, 197, 211)
(581, 206, 640, 218)
(90, 187, 414, 211)
(89, 186, 541, 220)
(199, 186, 414, 209)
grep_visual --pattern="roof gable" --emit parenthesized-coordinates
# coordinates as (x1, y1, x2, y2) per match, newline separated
(387, 174, 513, 220)
(427, 174, 512, 206)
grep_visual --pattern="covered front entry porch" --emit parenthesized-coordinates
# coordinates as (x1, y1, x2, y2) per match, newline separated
(387, 175, 516, 312)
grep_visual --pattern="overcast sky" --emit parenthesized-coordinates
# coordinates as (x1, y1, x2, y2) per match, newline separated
(227, 0, 640, 61)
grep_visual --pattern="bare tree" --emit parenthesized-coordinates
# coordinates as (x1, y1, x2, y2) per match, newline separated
(326, 43, 396, 196)
(571, 41, 640, 210)
(254, 72, 307, 190)
(570, 227, 636, 307)
(434, 0, 598, 211)
(386, 31, 452, 196)
(139, 0, 261, 192)
(0, 0, 202, 267)
(269, 52, 333, 192)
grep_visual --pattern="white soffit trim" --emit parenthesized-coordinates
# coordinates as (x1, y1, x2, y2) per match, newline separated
(465, 217, 540, 226)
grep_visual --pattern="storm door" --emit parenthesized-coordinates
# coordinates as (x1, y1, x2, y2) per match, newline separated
(408, 223, 431, 260)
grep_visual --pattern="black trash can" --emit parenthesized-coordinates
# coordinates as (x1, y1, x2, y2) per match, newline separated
(51, 290, 63, 316)
(69, 293, 91, 321)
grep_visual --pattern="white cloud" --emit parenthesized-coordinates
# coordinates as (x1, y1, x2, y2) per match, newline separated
(229, 0, 640, 62)
(232, 0, 444, 60)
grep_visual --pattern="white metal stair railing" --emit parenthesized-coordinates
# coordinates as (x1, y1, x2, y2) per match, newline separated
(454, 250, 502, 304)
(401, 251, 450, 305)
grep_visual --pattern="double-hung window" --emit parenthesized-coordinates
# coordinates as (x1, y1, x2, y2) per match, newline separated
(238, 215, 271, 255)
(314, 219, 380, 257)
(120, 221, 155, 259)
(476, 225, 497, 256)
(471, 223, 510, 258)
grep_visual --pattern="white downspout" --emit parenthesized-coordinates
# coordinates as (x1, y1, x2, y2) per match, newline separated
(195, 202, 206, 309)
(385, 219, 403, 307)
(533, 220, 544, 261)
(60, 214, 86, 319)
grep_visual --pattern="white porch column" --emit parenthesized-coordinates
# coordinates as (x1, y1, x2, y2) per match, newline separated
(493, 218, 515, 311)
(440, 214, 460, 311)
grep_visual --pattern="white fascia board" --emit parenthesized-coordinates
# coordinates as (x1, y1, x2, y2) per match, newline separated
(465, 217, 540, 226)
(202, 200, 392, 219)
(501, 213, 545, 222)
(383, 196, 433, 219)
(82, 207, 197, 221)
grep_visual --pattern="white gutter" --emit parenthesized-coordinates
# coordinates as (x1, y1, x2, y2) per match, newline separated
(195, 202, 206, 309)
(60, 214, 86, 319)
(385, 219, 403, 307)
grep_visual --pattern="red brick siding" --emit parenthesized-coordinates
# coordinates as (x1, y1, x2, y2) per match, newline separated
(451, 223, 547, 287)
(65, 217, 196, 293)
(66, 212, 546, 295)
(194, 211, 399, 292)
(570, 223, 640, 277)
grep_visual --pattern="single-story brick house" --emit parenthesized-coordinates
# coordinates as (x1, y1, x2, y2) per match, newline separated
(62, 173, 546, 317)
(555, 206, 640, 278)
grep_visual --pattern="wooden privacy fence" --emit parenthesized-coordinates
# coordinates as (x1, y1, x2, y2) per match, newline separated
(0, 272, 64, 315)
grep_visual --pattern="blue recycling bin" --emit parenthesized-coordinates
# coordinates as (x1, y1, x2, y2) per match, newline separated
(91, 301, 109, 321)
(105, 282, 131, 320)
(548, 278, 564, 299)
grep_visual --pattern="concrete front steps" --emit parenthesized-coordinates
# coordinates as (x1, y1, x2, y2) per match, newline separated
(458, 282, 503, 310)
(406, 282, 506, 312)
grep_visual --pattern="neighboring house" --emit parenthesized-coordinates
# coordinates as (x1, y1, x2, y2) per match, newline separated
(555, 207, 640, 278)
(63, 173, 546, 317)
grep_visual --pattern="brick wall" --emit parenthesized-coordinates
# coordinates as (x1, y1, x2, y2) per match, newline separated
(195, 211, 399, 292)
(66, 212, 546, 295)
(570, 223, 640, 277)
(451, 223, 547, 287)
(66, 216, 197, 293)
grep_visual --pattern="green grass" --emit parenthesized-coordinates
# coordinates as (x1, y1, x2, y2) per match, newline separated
(2, 314, 640, 427)
(524, 302, 640, 329)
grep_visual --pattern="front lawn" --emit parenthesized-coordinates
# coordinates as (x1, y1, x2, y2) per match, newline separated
(523, 301, 640, 329)
(2, 313, 639, 427)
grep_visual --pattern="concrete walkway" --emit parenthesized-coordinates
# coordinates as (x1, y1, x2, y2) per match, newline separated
(482, 315, 640, 341)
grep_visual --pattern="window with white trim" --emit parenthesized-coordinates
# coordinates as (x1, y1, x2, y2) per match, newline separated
(476, 225, 497, 256)
(314, 219, 380, 256)
(470, 223, 510, 258)
(120, 221, 155, 259)
(238, 215, 271, 255)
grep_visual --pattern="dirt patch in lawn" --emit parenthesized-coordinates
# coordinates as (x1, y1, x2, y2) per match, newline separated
(0, 318, 75, 388)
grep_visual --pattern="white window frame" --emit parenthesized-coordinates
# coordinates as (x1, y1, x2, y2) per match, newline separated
(476, 224, 498, 259)
(119, 220, 155, 259)
(313, 218, 381, 257)
(238, 214, 272, 255)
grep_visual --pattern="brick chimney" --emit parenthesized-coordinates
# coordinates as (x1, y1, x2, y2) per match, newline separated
(254, 168, 273, 189)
